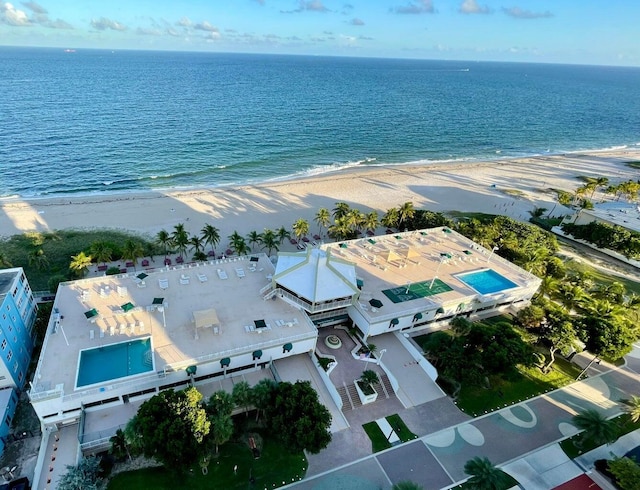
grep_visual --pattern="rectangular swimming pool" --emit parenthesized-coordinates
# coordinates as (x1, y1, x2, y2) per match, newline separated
(456, 269, 518, 295)
(76, 337, 154, 388)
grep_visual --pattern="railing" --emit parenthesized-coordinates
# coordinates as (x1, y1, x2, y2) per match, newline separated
(80, 423, 126, 445)
(277, 288, 354, 313)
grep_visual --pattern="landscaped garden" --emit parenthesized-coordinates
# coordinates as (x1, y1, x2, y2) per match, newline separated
(362, 414, 417, 452)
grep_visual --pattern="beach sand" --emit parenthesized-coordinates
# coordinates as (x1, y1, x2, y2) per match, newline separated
(1, 150, 638, 243)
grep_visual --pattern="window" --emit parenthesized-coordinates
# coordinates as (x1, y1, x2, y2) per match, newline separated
(18, 372, 23, 382)
(12, 287, 17, 297)
(1, 339, 6, 350)
(6, 350, 13, 362)
(13, 361, 18, 372)
(7, 324, 12, 332)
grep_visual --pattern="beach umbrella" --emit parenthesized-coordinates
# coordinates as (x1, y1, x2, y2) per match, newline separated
(84, 308, 98, 320)
(137, 272, 148, 280)
(369, 298, 383, 308)
(121, 302, 135, 313)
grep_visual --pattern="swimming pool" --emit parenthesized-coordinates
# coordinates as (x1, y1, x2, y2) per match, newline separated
(456, 269, 518, 295)
(76, 337, 154, 388)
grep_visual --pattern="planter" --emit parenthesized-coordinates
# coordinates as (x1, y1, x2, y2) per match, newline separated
(354, 379, 378, 405)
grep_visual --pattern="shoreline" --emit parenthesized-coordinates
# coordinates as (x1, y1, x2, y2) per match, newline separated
(1, 149, 639, 241)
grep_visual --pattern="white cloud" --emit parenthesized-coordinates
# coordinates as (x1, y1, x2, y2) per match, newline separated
(503, 7, 552, 19)
(281, 0, 329, 13)
(460, 0, 490, 14)
(176, 16, 192, 27)
(193, 21, 219, 33)
(1, 2, 31, 26)
(392, 0, 434, 14)
(350, 17, 364, 25)
(21, 1, 45, 14)
(91, 17, 127, 31)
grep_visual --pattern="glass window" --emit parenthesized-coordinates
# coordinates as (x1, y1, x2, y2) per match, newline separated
(6, 350, 13, 362)
(0, 339, 6, 350)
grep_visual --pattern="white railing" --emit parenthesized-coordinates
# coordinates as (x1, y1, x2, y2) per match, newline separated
(277, 289, 354, 313)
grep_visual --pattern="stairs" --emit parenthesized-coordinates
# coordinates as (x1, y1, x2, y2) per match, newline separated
(379, 373, 395, 398)
(336, 374, 395, 412)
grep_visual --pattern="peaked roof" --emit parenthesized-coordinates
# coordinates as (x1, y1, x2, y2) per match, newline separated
(274, 248, 358, 303)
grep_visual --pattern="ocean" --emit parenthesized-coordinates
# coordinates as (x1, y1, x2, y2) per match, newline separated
(1, 47, 639, 199)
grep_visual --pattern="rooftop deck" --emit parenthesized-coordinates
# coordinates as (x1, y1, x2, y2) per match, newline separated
(32, 254, 316, 395)
(323, 228, 540, 320)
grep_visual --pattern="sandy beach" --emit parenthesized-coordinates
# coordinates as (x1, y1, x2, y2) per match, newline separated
(1, 149, 638, 243)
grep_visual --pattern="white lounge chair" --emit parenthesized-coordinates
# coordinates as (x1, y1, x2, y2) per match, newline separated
(159, 278, 169, 290)
(198, 273, 208, 283)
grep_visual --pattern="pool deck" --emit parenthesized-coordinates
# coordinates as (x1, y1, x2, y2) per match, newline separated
(32, 254, 316, 396)
(322, 228, 540, 322)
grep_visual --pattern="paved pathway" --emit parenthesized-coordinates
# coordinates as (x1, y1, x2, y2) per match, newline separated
(288, 363, 640, 490)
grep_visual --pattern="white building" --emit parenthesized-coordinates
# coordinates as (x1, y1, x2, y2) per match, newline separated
(28, 228, 540, 454)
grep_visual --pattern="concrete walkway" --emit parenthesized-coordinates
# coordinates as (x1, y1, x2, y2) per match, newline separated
(288, 364, 640, 490)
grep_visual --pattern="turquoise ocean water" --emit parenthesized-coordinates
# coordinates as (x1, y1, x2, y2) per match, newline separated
(1, 47, 639, 198)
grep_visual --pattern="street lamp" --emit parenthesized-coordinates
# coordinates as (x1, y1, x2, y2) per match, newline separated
(487, 246, 499, 263)
(430, 256, 446, 289)
(377, 349, 387, 366)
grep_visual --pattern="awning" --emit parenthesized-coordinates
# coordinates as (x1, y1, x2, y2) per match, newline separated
(356, 278, 364, 288)
(377, 250, 402, 262)
(283, 342, 293, 352)
(193, 308, 221, 329)
(84, 308, 98, 319)
(390, 318, 399, 325)
(250, 256, 259, 262)
(136, 272, 148, 280)
(121, 302, 135, 313)
(220, 357, 231, 367)
(403, 248, 421, 259)
(436, 307, 445, 314)
(369, 298, 383, 308)
(186, 365, 197, 376)
(152, 297, 165, 305)
(463, 250, 472, 255)
(367, 239, 376, 244)
(252, 350, 263, 360)
(413, 312, 423, 321)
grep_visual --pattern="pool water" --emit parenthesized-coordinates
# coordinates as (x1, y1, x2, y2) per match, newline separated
(457, 269, 517, 295)
(77, 337, 154, 388)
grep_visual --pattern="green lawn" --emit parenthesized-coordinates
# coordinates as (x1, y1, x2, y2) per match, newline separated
(560, 414, 640, 459)
(0, 230, 160, 291)
(362, 414, 418, 453)
(625, 161, 640, 169)
(563, 257, 640, 296)
(456, 355, 582, 416)
(107, 432, 307, 490)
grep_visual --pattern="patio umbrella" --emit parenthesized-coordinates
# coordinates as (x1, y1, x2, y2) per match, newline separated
(121, 302, 135, 313)
(152, 297, 165, 305)
(436, 307, 445, 315)
(369, 298, 383, 308)
(84, 308, 98, 319)
(137, 272, 148, 280)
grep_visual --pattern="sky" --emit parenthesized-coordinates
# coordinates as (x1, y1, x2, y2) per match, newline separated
(1, 0, 638, 66)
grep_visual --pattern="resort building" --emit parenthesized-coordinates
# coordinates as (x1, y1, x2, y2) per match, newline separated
(0, 267, 37, 390)
(28, 227, 539, 481)
(566, 201, 640, 234)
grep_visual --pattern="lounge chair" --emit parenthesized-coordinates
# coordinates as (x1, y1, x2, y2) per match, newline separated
(159, 278, 169, 289)
(198, 273, 208, 282)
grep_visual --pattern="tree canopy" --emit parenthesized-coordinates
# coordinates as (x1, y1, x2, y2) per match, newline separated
(263, 380, 332, 454)
(126, 387, 210, 470)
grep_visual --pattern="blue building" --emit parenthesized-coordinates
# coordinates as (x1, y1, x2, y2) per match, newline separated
(0, 387, 19, 457)
(0, 268, 37, 390)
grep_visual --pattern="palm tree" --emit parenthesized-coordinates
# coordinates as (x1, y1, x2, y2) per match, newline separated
(260, 229, 279, 256)
(392, 483, 423, 490)
(155, 230, 173, 259)
(619, 395, 640, 423)
(276, 226, 290, 245)
(189, 235, 205, 258)
(228, 231, 248, 256)
(364, 211, 379, 235)
(90, 241, 113, 266)
(232, 380, 252, 417)
(28, 248, 49, 271)
(556, 284, 587, 312)
(591, 177, 609, 199)
(246, 231, 262, 252)
(251, 378, 277, 422)
(359, 369, 379, 392)
(397, 201, 415, 231)
(315, 208, 331, 236)
(172, 223, 190, 259)
(201, 224, 220, 256)
(209, 412, 233, 454)
(572, 409, 618, 447)
(463, 457, 512, 490)
(381, 207, 400, 230)
(328, 217, 351, 241)
(292, 218, 310, 241)
(122, 239, 144, 270)
(536, 276, 558, 299)
(332, 202, 351, 220)
(69, 251, 93, 278)
(345, 209, 365, 236)
(547, 190, 573, 218)
(109, 428, 131, 461)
